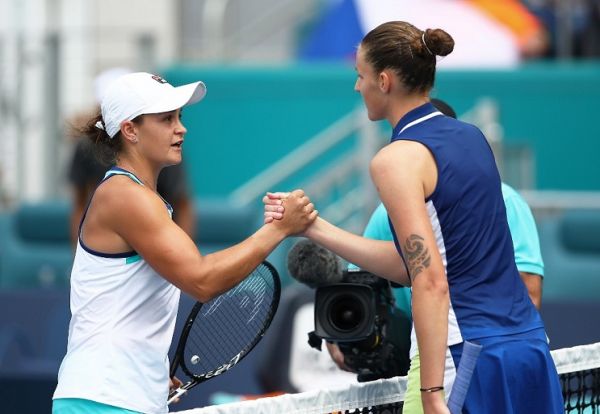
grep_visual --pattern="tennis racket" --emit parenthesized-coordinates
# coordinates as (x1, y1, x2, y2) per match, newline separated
(168, 261, 281, 404)
(447, 340, 482, 414)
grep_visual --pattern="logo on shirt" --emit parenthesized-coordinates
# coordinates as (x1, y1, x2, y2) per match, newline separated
(151, 74, 168, 84)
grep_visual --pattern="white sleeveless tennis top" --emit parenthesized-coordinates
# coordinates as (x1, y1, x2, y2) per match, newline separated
(53, 168, 181, 414)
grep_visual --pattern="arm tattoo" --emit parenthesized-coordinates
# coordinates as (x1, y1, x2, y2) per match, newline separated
(403, 234, 431, 280)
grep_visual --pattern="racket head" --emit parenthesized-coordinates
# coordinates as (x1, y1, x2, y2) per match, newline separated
(170, 261, 281, 384)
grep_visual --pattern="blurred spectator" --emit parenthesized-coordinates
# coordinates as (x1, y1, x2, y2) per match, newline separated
(522, 0, 600, 58)
(67, 68, 196, 246)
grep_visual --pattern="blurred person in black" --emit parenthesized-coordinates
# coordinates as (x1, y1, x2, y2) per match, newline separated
(522, 0, 600, 58)
(68, 68, 196, 246)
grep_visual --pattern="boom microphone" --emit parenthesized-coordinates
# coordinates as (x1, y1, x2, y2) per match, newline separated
(287, 239, 344, 288)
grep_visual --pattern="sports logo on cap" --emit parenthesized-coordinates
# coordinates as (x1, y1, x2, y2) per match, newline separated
(151, 74, 168, 84)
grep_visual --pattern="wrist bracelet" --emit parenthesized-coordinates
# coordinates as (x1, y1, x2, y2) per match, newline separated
(420, 386, 444, 393)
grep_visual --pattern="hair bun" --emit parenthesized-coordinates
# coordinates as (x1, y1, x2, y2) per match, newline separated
(424, 28, 454, 57)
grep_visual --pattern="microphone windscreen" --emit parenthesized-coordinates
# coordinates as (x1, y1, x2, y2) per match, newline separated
(287, 239, 343, 288)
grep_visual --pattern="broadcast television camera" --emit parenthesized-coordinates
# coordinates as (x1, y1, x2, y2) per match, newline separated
(311, 269, 411, 382)
(287, 239, 411, 382)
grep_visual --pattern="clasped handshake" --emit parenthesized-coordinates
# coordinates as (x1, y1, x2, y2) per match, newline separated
(262, 190, 318, 236)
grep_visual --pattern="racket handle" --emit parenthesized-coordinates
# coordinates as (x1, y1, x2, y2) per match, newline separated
(168, 387, 188, 405)
(447, 341, 482, 414)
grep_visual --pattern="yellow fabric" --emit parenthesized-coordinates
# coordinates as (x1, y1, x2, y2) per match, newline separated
(404, 353, 424, 414)
(403, 353, 447, 414)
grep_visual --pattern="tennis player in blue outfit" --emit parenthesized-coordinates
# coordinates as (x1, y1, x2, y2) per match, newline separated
(265, 21, 563, 413)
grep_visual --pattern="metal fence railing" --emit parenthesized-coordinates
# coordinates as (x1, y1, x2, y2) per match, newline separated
(229, 107, 382, 233)
(228, 98, 544, 232)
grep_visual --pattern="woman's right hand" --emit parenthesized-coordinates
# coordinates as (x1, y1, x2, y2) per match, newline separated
(169, 376, 183, 404)
(266, 189, 317, 236)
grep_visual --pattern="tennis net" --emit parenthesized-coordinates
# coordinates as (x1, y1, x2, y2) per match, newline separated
(175, 341, 600, 414)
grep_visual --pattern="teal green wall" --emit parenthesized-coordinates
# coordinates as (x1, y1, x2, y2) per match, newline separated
(163, 62, 600, 197)
(163, 65, 362, 197)
(435, 62, 600, 191)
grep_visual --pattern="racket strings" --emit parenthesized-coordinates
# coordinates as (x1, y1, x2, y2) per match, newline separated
(182, 266, 277, 377)
(186, 300, 256, 371)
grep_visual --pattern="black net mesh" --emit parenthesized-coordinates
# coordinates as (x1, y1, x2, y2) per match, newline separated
(561, 367, 600, 413)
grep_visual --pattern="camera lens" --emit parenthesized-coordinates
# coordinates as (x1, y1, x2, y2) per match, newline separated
(314, 283, 375, 341)
(329, 295, 364, 332)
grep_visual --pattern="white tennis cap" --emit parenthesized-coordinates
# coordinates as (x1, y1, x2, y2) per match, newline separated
(98, 72, 207, 138)
(94, 67, 133, 104)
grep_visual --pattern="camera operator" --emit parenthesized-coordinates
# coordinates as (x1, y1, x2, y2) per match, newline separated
(285, 235, 411, 382)
(313, 269, 411, 382)
(324, 202, 411, 375)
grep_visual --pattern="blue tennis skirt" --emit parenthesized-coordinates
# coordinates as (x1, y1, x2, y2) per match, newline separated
(449, 328, 564, 414)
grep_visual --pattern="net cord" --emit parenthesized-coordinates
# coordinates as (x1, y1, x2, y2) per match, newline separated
(174, 342, 600, 414)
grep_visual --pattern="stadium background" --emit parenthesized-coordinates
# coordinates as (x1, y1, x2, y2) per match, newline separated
(0, 0, 599, 412)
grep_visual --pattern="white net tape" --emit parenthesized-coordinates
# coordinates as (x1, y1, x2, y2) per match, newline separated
(176, 376, 406, 414)
(551, 342, 600, 375)
(174, 342, 600, 414)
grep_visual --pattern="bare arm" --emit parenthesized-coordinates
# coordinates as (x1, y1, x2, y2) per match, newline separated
(89, 181, 315, 302)
(303, 217, 410, 286)
(371, 141, 448, 413)
(502, 184, 544, 310)
(264, 193, 410, 286)
(520, 272, 542, 309)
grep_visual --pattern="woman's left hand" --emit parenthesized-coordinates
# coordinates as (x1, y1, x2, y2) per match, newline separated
(262, 192, 289, 223)
(422, 393, 450, 414)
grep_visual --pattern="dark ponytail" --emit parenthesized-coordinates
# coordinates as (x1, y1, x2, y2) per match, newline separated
(80, 112, 122, 166)
(78, 112, 145, 165)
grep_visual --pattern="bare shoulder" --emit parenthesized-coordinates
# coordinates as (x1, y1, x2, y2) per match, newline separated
(86, 175, 204, 288)
(371, 140, 432, 176)
(94, 175, 161, 209)
(92, 176, 171, 232)
(370, 140, 438, 198)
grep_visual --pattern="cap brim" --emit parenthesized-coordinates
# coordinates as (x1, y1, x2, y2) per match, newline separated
(143, 81, 207, 115)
